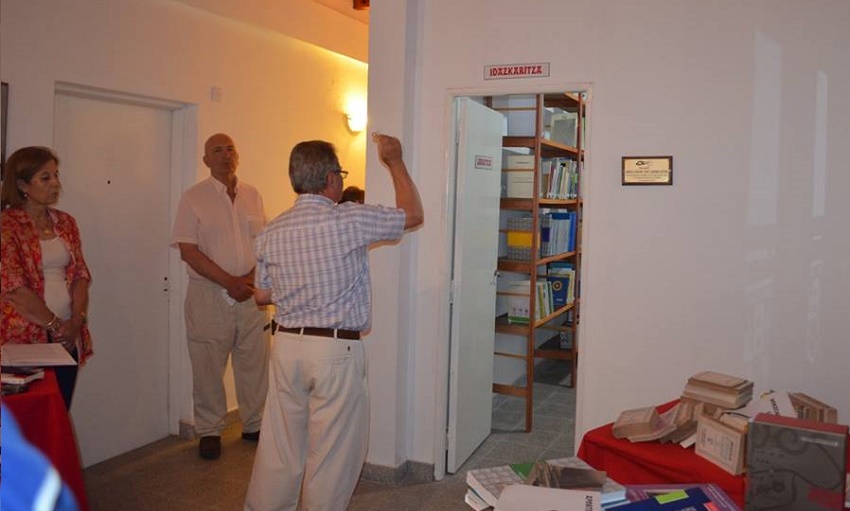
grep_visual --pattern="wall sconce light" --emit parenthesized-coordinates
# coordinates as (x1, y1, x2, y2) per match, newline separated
(346, 111, 367, 134)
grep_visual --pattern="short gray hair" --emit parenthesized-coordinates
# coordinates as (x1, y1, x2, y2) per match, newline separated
(288, 140, 340, 194)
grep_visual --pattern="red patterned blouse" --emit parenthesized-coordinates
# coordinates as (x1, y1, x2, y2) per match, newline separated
(1, 207, 94, 364)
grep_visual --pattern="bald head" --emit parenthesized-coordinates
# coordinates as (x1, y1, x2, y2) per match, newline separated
(203, 133, 239, 183)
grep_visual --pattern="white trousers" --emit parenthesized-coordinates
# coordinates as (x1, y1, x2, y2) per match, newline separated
(244, 331, 369, 511)
(185, 280, 270, 436)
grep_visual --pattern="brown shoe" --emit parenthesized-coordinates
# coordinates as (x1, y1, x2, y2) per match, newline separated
(198, 436, 221, 460)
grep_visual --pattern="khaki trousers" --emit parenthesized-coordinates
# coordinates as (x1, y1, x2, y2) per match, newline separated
(244, 332, 369, 511)
(185, 280, 269, 436)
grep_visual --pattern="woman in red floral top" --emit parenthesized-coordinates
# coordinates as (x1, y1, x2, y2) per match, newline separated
(1, 146, 93, 409)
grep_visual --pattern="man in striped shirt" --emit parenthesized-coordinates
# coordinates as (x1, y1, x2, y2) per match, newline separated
(245, 134, 423, 511)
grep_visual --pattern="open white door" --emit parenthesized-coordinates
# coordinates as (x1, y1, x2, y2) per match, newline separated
(447, 98, 505, 472)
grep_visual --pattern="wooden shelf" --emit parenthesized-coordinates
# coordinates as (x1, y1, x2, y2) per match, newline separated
(543, 92, 580, 111)
(534, 303, 575, 328)
(495, 314, 529, 335)
(539, 198, 579, 208)
(502, 136, 579, 159)
(492, 383, 530, 398)
(500, 197, 533, 211)
(494, 350, 526, 360)
(534, 336, 576, 361)
(490, 91, 584, 429)
(499, 197, 579, 211)
(497, 251, 576, 272)
(494, 303, 575, 333)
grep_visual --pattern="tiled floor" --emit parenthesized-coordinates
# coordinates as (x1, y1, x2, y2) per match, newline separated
(84, 360, 576, 510)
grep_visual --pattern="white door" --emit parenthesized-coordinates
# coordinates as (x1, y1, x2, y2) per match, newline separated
(54, 91, 173, 466)
(447, 98, 504, 472)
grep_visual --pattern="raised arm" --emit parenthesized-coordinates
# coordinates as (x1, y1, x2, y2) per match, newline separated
(373, 133, 424, 230)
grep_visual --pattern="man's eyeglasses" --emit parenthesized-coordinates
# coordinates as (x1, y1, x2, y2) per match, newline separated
(332, 169, 349, 179)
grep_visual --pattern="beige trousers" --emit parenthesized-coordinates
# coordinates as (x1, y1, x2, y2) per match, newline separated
(244, 332, 369, 511)
(185, 280, 270, 437)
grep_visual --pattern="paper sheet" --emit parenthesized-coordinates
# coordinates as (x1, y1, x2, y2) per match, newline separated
(1, 343, 78, 367)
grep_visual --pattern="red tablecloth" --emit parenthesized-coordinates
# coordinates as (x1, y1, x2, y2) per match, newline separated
(577, 401, 850, 510)
(4, 370, 90, 511)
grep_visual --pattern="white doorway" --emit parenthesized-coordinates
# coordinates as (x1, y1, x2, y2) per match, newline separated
(443, 89, 587, 477)
(53, 84, 187, 466)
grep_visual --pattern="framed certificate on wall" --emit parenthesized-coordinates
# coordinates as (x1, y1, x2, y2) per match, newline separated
(622, 156, 673, 185)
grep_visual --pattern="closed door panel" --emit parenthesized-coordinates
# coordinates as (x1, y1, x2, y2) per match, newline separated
(54, 92, 172, 466)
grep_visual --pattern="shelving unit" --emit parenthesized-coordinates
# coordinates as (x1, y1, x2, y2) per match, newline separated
(490, 92, 585, 432)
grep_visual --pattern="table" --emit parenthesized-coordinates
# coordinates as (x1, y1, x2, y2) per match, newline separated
(4, 369, 90, 511)
(577, 401, 850, 510)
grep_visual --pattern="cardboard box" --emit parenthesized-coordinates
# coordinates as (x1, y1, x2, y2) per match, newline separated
(549, 112, 577, 147)
(504, 154, 535, 169)
(503, 280, 531, 324)
(491, 95, 551, 137)
(746, 413, 848, 510)
(505, 171, 534, 199)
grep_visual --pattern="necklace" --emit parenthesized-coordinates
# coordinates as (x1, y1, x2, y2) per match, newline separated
(26, 207, 54, 235)
(35, 217, 53, 235)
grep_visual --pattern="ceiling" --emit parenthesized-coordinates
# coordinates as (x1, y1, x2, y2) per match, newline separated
(309, 0, 369, 24)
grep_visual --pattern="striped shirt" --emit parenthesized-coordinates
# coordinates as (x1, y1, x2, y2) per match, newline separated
(254, 194, 405, 332)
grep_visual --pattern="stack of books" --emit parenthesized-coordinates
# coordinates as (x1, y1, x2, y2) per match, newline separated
(680, 371, 753, 409)
(465, 457, 627, 510)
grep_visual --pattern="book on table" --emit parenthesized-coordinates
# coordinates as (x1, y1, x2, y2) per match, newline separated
(745, 413, 848, 511)
(611, 406, 665, 440)
(465, 456, 626, 509)
(494, 484, 601, 511)
(788, 391, 839, 424)
(609, 486, 714, 510)
(525, 460, 606, 491)
(624, 483, 741, 511)
(694, 413, 746, 475)
(1, 366, 45, 385)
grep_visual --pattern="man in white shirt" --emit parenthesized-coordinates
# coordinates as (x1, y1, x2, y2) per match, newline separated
(171, 133, 270, 460)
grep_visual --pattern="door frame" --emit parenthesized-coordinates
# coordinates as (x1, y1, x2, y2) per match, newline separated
(435, 83, 592, 479)
(54, 82, 198, 439)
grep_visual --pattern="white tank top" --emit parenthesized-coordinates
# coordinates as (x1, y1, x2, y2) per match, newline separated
(41, 237, 72, 320)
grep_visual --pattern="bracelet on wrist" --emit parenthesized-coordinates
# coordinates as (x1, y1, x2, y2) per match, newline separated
(45, 314, 60, 332)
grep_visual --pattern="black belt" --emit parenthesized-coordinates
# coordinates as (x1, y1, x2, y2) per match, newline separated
(276, 325, 361, 340)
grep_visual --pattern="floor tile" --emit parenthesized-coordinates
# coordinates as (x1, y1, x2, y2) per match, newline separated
(85, 368, 575, 510)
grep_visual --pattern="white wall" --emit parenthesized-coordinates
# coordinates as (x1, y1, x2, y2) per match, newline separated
(366, 0, 850, 471)
(1, 0, 367, 438)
